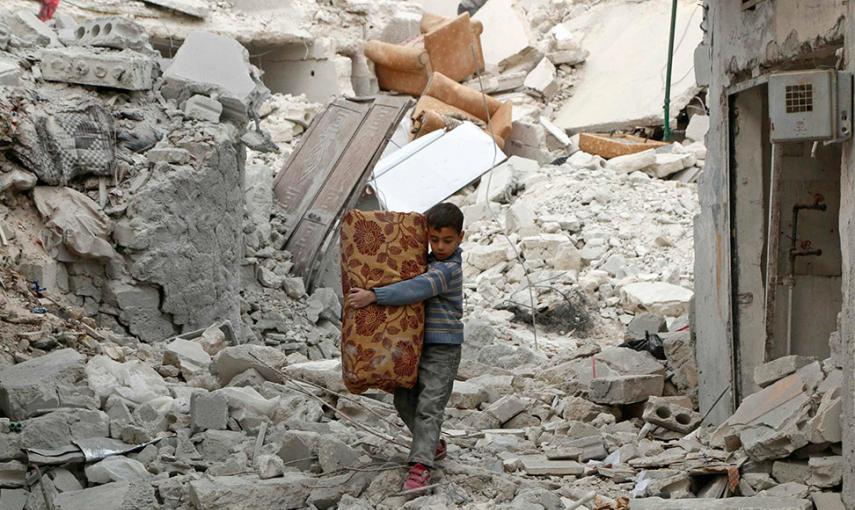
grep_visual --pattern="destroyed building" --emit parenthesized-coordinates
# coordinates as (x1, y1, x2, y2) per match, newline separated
(695, 0, 853, 508)
(0, 0, 846, 508)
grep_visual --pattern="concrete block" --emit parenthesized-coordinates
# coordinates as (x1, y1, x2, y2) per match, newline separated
(772, 460, 810, 484)
(589, 374, 664, 405)
(283, 359, 346, 393)
(620, 282, 693, 317)
(146, 147, 192, 165)
(305, 288, 341, 323)
(0, 488, 28, 510)
(190, 391, 228, 433)
(642, 396, 701, 433)
(255, 454, 285, 479)
(547, 47, 588, 66)
(162, 31, 268, 123)
(211, 344, 288, 385)
(485, 395, 526, 424)
(9, 10, 59, 47)
(518, 454, 584, 476)
(0, 58, 21, 87)
(276, 431, 320, 471)
(40, 47, 156, 91)
(380, 11, 422, 43)
(758, 482, 810, 499)
(0, 349, 86, 420)
(808, 456, 843, 488)
(560, 434, 607, 461)
(464, 243, 508, 271)
(505, 202, 538, 238)
(606, 150, 655, 174)
(141, 0, 209, 19)
(647, 152, 696, 179)
(473, 0, 535, 69)
(450, 381, 488, 410)
(53, 481, 159, 510)
(521, 234, 571, 261)
(283, 277, 305, 299)
(0, 461, 26, 488)
(808, 388, 841, 444)
(627, 312, 666, 340)
(183, 94, 222, 123)
(685, 114, 709, 142)
(83, 457, 149, 484)
(523, 58, 558, 99)
(162, 338, 212, 379)
(189, 474, 315, 509)
(661, 331, 698, 393)
(629, 497, 812, 510)
(553, 242, 583, 271)
(61, 18, 148, 50)
(812, 493, 845, 510)
(754, 355, 816, 388)
(317, 437, 359, 474)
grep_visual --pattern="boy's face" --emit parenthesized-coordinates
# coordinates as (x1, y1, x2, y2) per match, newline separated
(429, 226, 464, 261)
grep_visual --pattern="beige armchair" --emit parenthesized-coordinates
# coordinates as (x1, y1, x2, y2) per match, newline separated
(364, 13, 486, 97)
(411, 71, 512, 149)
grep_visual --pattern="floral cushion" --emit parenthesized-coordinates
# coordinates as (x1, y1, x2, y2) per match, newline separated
(340, 210, 429, 394)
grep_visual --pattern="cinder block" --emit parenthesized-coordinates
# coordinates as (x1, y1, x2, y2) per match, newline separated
(642, 396, 701, 433)
(40, 47, 156, 91)
(190, 391, 228, 433)
(61, 17, 149, 50)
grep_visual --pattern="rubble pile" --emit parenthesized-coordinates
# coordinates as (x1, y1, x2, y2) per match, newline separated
(1, 0, 829, 509)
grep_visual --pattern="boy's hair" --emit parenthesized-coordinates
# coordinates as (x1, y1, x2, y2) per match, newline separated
(425, 203, 464, 233)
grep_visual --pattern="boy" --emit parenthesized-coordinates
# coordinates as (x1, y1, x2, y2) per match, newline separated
(346, 202, 465, 492)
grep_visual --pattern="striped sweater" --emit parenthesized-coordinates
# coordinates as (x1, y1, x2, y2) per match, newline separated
(373, 248, 464, 345)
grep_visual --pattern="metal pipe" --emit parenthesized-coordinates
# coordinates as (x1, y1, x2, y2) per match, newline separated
(663, 0, 678, 141)
(763, 144, 783, 353)
(784, 195, 827, 354)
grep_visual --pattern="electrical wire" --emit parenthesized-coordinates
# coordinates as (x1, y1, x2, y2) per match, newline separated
(470, 45, 539, 351)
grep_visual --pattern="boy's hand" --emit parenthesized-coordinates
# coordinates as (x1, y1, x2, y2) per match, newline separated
(347, 288, 377, 309)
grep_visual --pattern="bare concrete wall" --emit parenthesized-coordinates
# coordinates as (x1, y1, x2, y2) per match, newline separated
(842, 3, 855, 507)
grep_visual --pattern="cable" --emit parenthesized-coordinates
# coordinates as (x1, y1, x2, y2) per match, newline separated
(470, 45, 539, 351)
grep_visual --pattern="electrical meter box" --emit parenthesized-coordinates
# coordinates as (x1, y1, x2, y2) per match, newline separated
(769, 70, 852, 142)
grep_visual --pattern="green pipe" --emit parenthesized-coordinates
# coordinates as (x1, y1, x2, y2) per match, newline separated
(663, 0, 678, 141)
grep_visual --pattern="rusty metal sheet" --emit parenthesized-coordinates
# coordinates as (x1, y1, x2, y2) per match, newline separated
(272, 99, 370, 234)
(274, 96, 412, 289)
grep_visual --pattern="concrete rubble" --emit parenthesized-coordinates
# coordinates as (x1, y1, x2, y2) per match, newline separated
(0, 0, 833, 508)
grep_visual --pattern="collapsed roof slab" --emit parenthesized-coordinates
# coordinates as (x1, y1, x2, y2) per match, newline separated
(553, 0, 702, 134)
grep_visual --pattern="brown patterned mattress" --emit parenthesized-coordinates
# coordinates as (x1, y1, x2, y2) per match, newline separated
(340, 210, 429, 394)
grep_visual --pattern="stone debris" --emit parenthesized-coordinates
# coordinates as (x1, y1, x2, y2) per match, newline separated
(1, 0, 838, 508)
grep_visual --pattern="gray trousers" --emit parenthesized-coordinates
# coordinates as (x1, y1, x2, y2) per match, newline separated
(394, 344, 462, 467)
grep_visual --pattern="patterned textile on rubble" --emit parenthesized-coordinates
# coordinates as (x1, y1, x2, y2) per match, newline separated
(340, 210, 429, 394)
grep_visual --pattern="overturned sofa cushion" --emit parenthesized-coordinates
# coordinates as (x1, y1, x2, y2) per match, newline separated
(340, 210, 428, 394)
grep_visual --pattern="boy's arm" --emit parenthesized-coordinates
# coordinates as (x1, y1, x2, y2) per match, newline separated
(373, 263, 459, 306)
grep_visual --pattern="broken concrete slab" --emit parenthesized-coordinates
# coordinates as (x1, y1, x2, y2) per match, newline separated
(183, 94, 223, 123)
(283, 359, 346, 393)
(141, 0, 209, 19)
(162, 31, 268, 123)
(0, 488, 28, 510)
(754, 355, 816, 388)
(276, 430, 320, 471)
(518, 454, 584, 476)
(53, 480, 159, 510)
(211, 344, 288, 385)
(589, 374, 664, 405)
(162, 338, 211, 380)
(485, 395, 527, 424)
(39, 47, 156, 91)
(305, 288, 341, 324)
(0, 461, 26, 488)
(557, 434, 607, 461)
(772, 460, 810, 484)
(450, 380, 489, 410)
(374, 123, 507, 213)
(8, 10, 59, 47)
(0, 58, 21, 87)
(808, 456, 843, 488)
(84, 456, 149, 484)
(191, 475, 313, 508)
(554, 0, 701, 133)
(629, 497, 811, 510)
(808, 387, 841, 444)
(647, 152, 697, 179)
(0, 349, 86, 420)
(85, 355, 170, 407)
(524, 58, 558, 99)
(661, 331, 698, 393)
(620, 282, 694, 317)
(317, 437, 359, 474)
(812, 493, 845, 510)
(190, 391, 228, 433)
(685, 114, 709, 143)
(473, 0, 536, 70)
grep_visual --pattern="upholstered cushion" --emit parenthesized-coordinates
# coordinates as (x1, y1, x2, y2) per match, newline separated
(340, 210, 429, 394)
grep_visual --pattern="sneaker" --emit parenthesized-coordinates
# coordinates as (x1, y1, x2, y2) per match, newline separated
(402, 463, 431, 492)
(434, 439, 447, 461)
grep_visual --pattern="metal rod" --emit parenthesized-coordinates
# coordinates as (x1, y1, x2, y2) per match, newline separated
(663, 0, 679, 141)
(763, 144, 783, 356)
